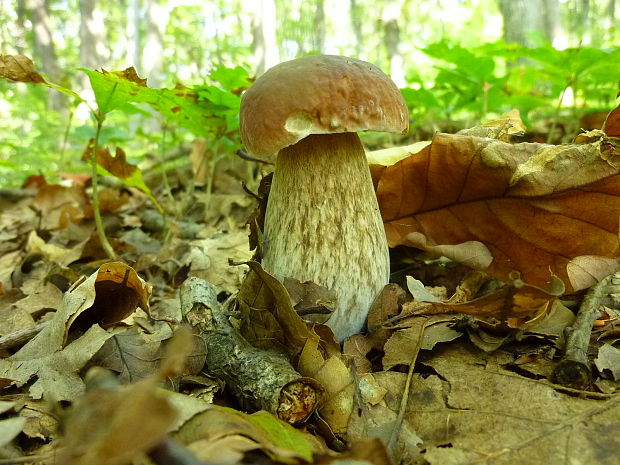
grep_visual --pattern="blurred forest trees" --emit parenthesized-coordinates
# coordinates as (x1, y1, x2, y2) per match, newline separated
(0, 0, 619, 187)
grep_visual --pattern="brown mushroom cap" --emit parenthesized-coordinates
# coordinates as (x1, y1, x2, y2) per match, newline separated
(240, 54, 409, 160)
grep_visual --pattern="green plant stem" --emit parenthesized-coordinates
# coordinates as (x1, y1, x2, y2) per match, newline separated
(547, 83, 570, 144)
(91, 117, 116, 260)
(59, 109, 74, 170)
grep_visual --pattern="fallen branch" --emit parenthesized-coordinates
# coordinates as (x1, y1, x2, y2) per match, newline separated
(180, 277, 322, 424)
(552, 273, 616, 389)
(0, 321, 50, 350)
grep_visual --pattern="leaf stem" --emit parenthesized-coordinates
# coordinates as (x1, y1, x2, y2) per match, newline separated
(91, 115, 117, 260)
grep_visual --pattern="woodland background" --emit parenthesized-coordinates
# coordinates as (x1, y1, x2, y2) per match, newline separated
(1, 0, 620, 188)
(1, 1, 620, 464)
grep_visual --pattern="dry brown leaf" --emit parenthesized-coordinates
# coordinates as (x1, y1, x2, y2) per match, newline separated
(15, 398, 58, 441)
(33, 183, 88, 231)
(0, 55, 46, 83)
(237, 263, 353, 438)
(83, 188, 131, 218)
(595, 343, 620, 381)
(0, 262, 150, 400)
(68, 261, 151, 329)
(89, 325, 173, 383)
(59, 374, 176, 465)
(174, 406, 317, 464)
(409, 343, 620, 465)
(183, 231, 254, 295)
(376, 133, 620, 293)
(458, 108, 527, 141)
(342, 334, 373, 373)
(603, 103, 620, 137)
(102, 67, 147, 86)
(407, 282, 560, 327)
(82, 145, 138, 179)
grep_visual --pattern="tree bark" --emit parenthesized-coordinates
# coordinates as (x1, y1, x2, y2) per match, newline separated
(180, 277, 321, 424)
(28, 0, 65, 110)
(313, 0, 326, 53)
(79, 0, 105, 88)
(382, 1, 405, 87)
(125, 0, 142, 72)
(143, 0, 168, 87)
(499, 0, 557, 46)
(250, 0, 279, 75)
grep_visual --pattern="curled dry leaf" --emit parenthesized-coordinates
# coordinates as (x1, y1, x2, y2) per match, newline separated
(407, 280, 562, 328)
(82, 145, 137, 180)
(237, 262, 355, 438)
(0, 55, 46, 83)
(174, 407, 318, 464)
(0, 262, 150, 401)
(603, 102, 620, 138)
(59, 369, 176, 465)
(376, 132, 620, 294)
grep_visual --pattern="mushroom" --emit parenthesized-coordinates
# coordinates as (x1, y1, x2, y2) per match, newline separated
(240, 54, 408, 342)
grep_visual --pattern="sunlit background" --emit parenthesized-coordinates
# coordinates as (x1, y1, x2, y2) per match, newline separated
(0, 0, 618, 188)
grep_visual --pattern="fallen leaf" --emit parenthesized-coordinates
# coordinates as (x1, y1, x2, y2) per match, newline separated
(284, 277, 337, 324)
(0, 416, 26, 448)
(603, 103, 620, 137)
(174, 406, 317, 464)
(458, 108, 527, 141)
(33, 184, 88, 231)
(376, 133, 620, 293)
(0, 324, 117, 400)
(0, 262, 150, 400)
(90, 324, 173, 383)
(595, 343, 620, 381)
(401, 279, 560, 327)
(59, 373, 176, 465)
(411, 343, 620, 465)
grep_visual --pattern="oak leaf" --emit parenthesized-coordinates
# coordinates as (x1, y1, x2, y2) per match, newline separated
(376, 133, 620, 293)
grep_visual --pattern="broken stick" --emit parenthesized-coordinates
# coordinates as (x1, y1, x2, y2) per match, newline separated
(552, 273, 617, 389)
(179, 277, 321, 424)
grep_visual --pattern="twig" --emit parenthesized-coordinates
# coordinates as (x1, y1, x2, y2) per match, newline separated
(387, 317, 427, 454)
(235, 149, 273, 164)
(0, 321, 50, 350)
(180, 277, 322, 424)
(552, 274, 615, 389)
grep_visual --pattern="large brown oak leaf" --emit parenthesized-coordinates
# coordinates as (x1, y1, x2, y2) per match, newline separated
(376, 133, 620, 293)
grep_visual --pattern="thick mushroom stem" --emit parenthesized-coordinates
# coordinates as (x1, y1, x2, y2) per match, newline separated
(262, 132, 390, 342)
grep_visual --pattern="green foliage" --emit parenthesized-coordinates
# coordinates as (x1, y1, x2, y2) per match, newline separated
(0, 62, 250, 189)
(401, 39, 620, 132)
(82, 65, 249, 147)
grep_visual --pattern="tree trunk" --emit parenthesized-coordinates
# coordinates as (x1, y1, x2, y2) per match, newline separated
(28, 0, 65, 111)
(143, 0, 168, 88)
(125, 0, 142, 72)
(250, 0, 279, 75)
(499, 0, 557, 46)
(16, 0, 27, 55)
(350, 0, 364, 57)
(79, 0, 105, 88)
(544, 0, 561, 43)
(382, 1, 405, 87)
(313, 0, 326, 53)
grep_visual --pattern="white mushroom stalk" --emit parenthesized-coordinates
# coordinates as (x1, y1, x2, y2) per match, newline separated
(263, 133, 389, 341)
(240, 54, 408, 342)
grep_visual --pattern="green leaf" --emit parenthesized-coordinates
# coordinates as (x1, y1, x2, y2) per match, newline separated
(196, 85, 240, 109)
(97, 164, 163, 214)
(80, 68, 144, 115)
(246, 410, 314, 462)
(209, 65, 251, 91)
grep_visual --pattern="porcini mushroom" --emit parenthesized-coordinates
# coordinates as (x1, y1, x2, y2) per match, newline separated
(240, 55, 408, 342)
